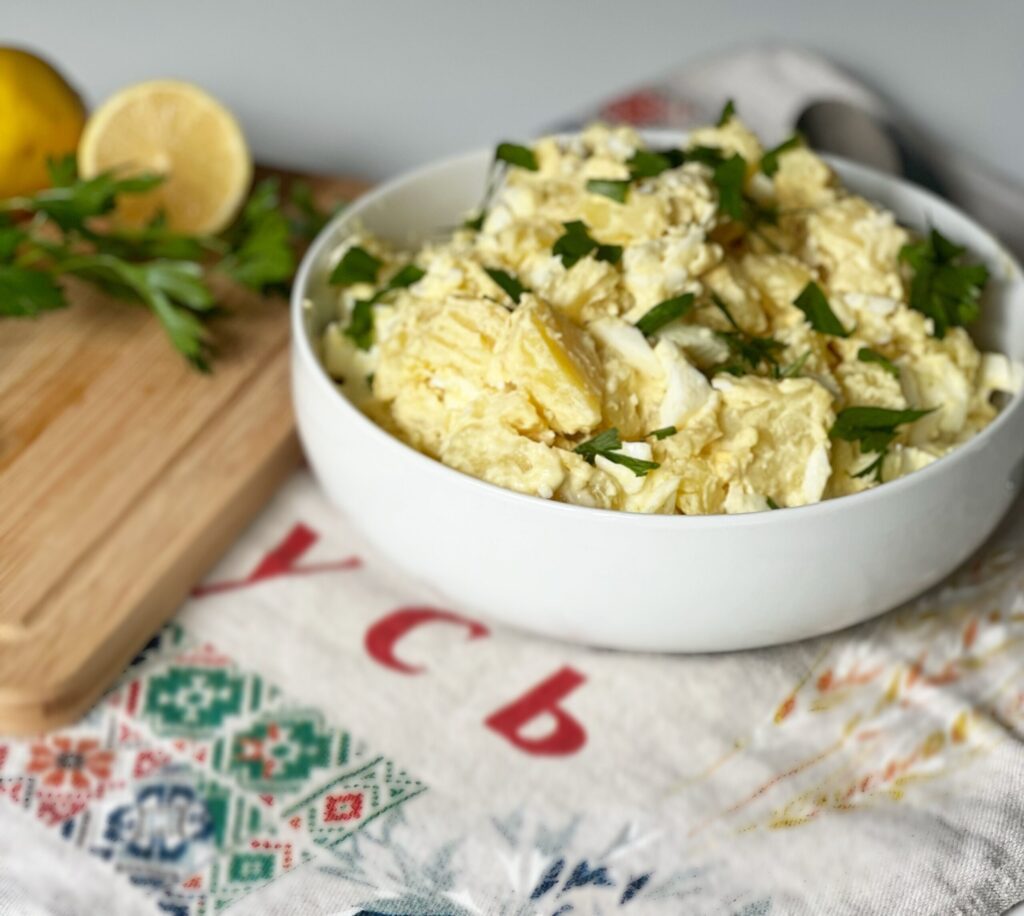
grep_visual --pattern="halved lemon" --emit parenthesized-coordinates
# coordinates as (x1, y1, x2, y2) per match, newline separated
(0, 47, 86, 198)
(78, 79, 252, 234)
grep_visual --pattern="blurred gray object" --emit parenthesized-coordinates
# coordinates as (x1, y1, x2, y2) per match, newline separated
(798, 98, 1024, 256)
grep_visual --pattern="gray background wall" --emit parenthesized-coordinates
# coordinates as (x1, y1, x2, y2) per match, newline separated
(7, 0, 1024, 185)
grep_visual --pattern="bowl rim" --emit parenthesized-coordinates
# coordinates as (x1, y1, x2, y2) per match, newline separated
(291, 135, 1024, 530)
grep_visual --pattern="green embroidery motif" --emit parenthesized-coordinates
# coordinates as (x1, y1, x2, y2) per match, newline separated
(228, 851, 275, 883)
(144, 667, 255, 738)
(216, 710, 349, 794)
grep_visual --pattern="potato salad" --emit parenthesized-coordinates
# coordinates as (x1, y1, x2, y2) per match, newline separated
(318, 109, 1021, 515)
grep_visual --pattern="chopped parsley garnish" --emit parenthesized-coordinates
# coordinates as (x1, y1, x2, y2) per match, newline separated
(793, 281, 849, 337)
(574, 427, 660, 477)
(649, 425, 677, 440)
(760, 134, 802, 177)
(586, 178, 630, 203)
(463, 139, 540, 232)
(343, 262, 425, 348)
(830, 405, 936, 482)
(778, 349, 812, 379)
(495, 142, 538, 171)
(484, 267, 529, 304)
(710, 294, 785, 376)
(857, 346, 900, 377)
(344, 299, 375, 350)
(627, 150, 674, 180)
(329, 245, 381, 287)
(382, 263, 426, 292)
(635, 292, 695, 336)
(552, 220, 621, 268)
(766, 496, 781, 510)
(717, 98, 736, 126)
(712, 154, 747, 222)
(899, 228, 988, 339)
(686, 145, 727, 168)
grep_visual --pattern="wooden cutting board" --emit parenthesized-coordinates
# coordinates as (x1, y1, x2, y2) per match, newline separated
(0, 171, 368, 735)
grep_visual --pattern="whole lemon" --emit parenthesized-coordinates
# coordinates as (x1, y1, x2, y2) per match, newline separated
(0, 47, 86, 198)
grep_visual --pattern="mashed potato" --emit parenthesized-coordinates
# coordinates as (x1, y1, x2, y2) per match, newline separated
(317, 115, 1021, 515)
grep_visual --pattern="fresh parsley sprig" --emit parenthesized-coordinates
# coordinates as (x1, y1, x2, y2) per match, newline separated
(899, 228, 988, 339)
(0, 158, 337, 370)
(574, 427, 660, 477)
(830, 405, 936, 482)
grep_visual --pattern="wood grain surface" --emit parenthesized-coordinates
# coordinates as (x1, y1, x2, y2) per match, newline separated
(0, 172, 367, 734)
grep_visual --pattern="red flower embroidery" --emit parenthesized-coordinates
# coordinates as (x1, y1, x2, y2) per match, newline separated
(600, 90, 668, 126)
(27, 737, 113, 791)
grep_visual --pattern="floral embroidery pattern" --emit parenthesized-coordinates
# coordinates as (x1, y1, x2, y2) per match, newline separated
(27, 737, 114, 791)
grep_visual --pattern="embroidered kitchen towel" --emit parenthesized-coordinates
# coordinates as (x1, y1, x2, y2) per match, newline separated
(2, 47, 1024, 916)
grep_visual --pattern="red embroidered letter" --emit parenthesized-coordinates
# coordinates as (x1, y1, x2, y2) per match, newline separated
(193, 522, 361, 596)
(485, 667, 587, 756)
(365, 607, 490, 674)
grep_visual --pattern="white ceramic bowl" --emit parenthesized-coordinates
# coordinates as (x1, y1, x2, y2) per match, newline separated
(291, 137, 1024, 652)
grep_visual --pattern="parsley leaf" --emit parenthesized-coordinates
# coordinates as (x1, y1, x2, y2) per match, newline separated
(778, 349, 812, 379)
(219, 178, 295, 291)
(11, 167, 164, 232)
(712, 154, 747, 221)
(635, 292, 695, 336)
(830, 405, 936, 482)
(288, 180, 338, 242)
(710, 294, 784, 376)
(766, 497, 781, 510)
(857, 347, 900, 378)
(59, 254, 215, 370)
(0, 265, 67, 316)
(343, 262, 426, 348)
(686, 145, 727, 168)
(899, 228, 988, 339)
(760, 134, 802, 177)
(627, 150, 673, 179)
(574, 427, 660, 477)
(793, 281, 849, 337)
(495, 142, 538, 171)
(484, 267, 529, 304)
(382, 263, 425, 293)
(586, 178, 630, 203)
(717, 98, 736, 126)
(344, 299, 375, 351)
(649, 425, 677, 440)
(552, 220, 621, 268)
(330, 245, 382, 287)
(574, 427, 621, 460)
